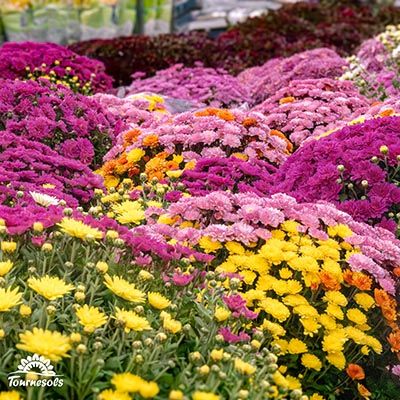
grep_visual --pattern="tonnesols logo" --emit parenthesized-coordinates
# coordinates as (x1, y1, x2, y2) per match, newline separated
(8, 354, 64, 388)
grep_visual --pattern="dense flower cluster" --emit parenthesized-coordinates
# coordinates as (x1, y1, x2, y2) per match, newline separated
(342, 24, 400, 100)
(253, 78, 370, 147)
(98, 108, 291, 188)
(272, 116, 400, 232)
(0, 42, 113, 94)
(3, 5, 400, 399)
(137, 190, 400, 398)
(238, 49, 347, 105)
(181, 156, 276, 197)
(69, 32, 217, 86)
(127, 63, 250, 108)
(0, 79, 122, 167)
(0, 203, 299, 399)
(0, 130, 103, 209)
(69, 1, 400, 84)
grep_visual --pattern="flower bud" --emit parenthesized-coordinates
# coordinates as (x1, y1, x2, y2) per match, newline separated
(198, 365, 210, 375)
(76, 344, 87, 354)
(337, 164, 345, 172)
(74, 292, 85, 302)
(238, 390, 249, 399)
(94, 341, 103, 350)
(132, 341, 142, 349)
(380, 145, 389, 154)
(19, 305, 32, 317)
(46, 305, 56, 315)
(135, 355, 144, 363)
(41, 243, 53, 252)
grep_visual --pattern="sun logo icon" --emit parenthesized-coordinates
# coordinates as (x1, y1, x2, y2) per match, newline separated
(16, 354, 56, 377)
(8, 354, 64, 388)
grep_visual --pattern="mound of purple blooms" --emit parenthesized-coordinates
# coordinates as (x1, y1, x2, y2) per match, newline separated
(343, 38, 400, 100)
(127, 63, 250, 108)
(0, 79, 124, 167)
(0, 130, 103, 209)
(0, 42, 113, 94)
(181, 157, 276, 196)
(238, 48, 347, 105)
(272, 116, 400, 232)
(253, 78, 370, 147)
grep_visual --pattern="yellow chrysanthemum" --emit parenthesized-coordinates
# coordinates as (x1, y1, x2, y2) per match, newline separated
(0, 391, 21, 400)
(323, 291, 348, 307)
(163, 314, 182, 334)
(126, 148, 145, 164)
(234, 358, 256, 375)
(0, 260, 13, 276)
(76, 305, 107, 333)
(287, 338, 308, 354)
(326, 352, 346, 370)
(347, 309, 367, 325)
(210, 349, 224, 361)
(327, 224, 353, 239)
(148, 292, 171, 310)
(111, 372, 145, 392)
(354, 293, 375, 311)
(112, 201, 145, 225)
(0, 287, 22, 312)
(322, 330, 348, 353)
(17, 328, 71, 361)
(260, 320, 286, 337)
(199, 236, 222, 253)
(310, 394, 325, 400)
(169, 390, 184, 400)
(104, 275, 145, 303)
(301, 353, 322, 371)
(58, 218, 103, 240)
(300, 318, 320, 336)
(225, 241, 245, 255)
(28, 276, 74, 301)
(260, 298, 290, 322)
(115, 308, 151, 332)
(98, 390, 131, 400)
(214, 306, 231, 322)
(1, 241, 17, 253)
(192, 391, 220, 400)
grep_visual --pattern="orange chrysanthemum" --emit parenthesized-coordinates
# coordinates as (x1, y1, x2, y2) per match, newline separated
(346, 364, 365, 380)
(319, 271, 341, 291)
(123, 129, 141, 147)
(387, 330, 400, 352)
(344, 271, 372, 291)
(357, 384, 371, 399)
(242, 117, 258, 128)
(279, 96, 295, 105)
(142, 134, 159, 148)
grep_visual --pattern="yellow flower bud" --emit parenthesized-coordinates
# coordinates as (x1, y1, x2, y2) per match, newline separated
(19, 305, 32, 317)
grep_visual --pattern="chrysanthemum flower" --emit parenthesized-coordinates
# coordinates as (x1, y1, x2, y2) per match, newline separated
(192, 391, 220, 400)
(28, 276, 74, 301)
(112, 201, 145, 225)
(0, 391, 21, 400)
(17, 328, 71, 361)
(148, 292, 171, 310)
(234, 358, 256, 375)
(0, 260, 13, 276)
(75, 305, 107, 333)
(57, 218, 103, 241)
(115, 308, 151, 332)
(111, 372, 145, 393)
(98, 390, 131, 400)
(0, 287, 22, 312)
(301, 353, 322, 371)
(104, 275, 145, 303)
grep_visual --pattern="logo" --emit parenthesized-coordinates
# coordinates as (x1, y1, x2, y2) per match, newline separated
(8, 354, 64, 388)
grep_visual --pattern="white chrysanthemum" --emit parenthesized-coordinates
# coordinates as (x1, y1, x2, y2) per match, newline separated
(30, 192, 60, 207)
